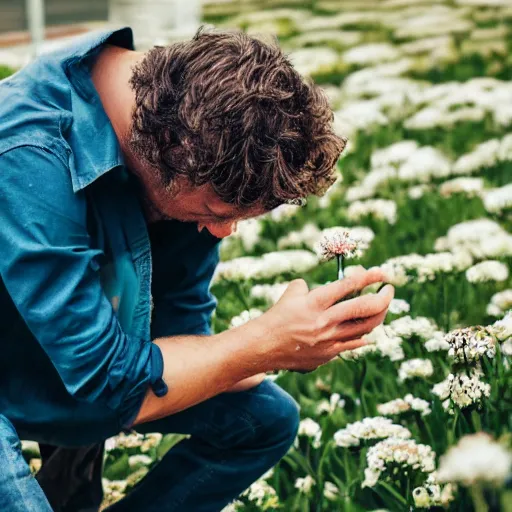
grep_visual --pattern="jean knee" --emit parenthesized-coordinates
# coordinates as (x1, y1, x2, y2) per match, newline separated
(253, 381, 300, 448)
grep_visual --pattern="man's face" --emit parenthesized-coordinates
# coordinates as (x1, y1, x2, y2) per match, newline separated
(139, 174, 267, 239)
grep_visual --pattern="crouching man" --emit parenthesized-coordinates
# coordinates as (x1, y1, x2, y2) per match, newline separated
(0, 26, 393, 511)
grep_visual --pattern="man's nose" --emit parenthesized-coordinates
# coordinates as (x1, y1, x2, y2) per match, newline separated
(201, 221, 237, 238)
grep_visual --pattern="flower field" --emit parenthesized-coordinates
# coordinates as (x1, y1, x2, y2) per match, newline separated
(14, 0, 512, 510)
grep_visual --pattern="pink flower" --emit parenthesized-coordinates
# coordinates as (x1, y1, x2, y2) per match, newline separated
(316, 229, 361, 262)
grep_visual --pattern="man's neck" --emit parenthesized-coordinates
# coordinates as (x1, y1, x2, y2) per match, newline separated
(91, 45, 164, 223)
(90, 44, 145, 172)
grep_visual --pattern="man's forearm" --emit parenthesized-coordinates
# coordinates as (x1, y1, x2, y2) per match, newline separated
(132, 321, 271, 425)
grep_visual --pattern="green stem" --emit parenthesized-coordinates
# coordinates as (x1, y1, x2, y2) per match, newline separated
(469, 484, 489, 512)
(232, 281, 250, 311)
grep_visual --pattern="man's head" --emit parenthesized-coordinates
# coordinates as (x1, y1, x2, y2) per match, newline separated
(127, 27, 346, 236)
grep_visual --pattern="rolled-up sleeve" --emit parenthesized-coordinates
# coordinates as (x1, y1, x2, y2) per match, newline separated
(0, 145, 163, 426)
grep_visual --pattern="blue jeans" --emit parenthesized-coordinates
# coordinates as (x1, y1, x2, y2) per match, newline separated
(0, 380, 300, 511)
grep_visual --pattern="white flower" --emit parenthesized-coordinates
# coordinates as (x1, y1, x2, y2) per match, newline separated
(229, 309, 264, 329)
(338, 325, 405, 362)
(501, 338, 512, 356)
(389, 316, 439, 339)
(221, 500, 244, 512)
(128, 454, 153, 469)
(265, 204, 300, 222)
(398, 146, 451, 183)
(377, 394, 431, 416)
(362, 438, 436, 488)
(381, 251, 473, 284)
(316, 393, 346, 415)
(445, 327, 496, 363)
(398, 359, 434, 382)
(433, 369, 491, 410)
(437, 219, 512, 259)
(228, 218, 262, 251)
(102, 479, 127, 502)
(483, 183, 512, 214)
(277, 223, 321, 250)
(213, 250, 318, 282)
(342, 43, 401, 66)
(370, 325, 405, 361)
(387, 298, 410, 316)
(347, 199, 397, 224)
(242, 480, 277, 507)
(295, 475, 316, 494)
(491, 311, 512, 341)
(408, 184, 431, 199)
(453, 139, 501, 175)
(297, 418, 322, 449)
(466, 260, 509, 283)
(323, 481, 339, 501)
(335, 101, 388, 133)
(425, 332, 451, 352)
(250, 282, 289, 305)
(106, 432, 145, 450)
(371, 140, 419, 168)
(439, 177, 484, 197)
(315, 228, 362, 261)
(437, 433, 512, 487)
(346, 166, 398, 202)
(487, 290, 512, 317)
(289, 47, 340, 77)
(334, 417, 411, 448)
(413, 479, 456, 509)
(140, 433, 163, 453)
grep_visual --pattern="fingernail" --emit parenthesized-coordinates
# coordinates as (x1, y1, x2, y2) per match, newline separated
(378, 284, 392, 294)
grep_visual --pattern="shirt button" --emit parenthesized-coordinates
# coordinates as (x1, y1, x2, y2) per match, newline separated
(151, 378, 168, 397)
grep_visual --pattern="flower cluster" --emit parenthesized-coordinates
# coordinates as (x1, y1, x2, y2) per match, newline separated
(432, 369, 491, 411)
(297, 418, 322, 449)
(315, 228, 362, 262)
(444, 326, 496, 364)
(229, 308, 263, 329)
(334, 417, 411, 447)
(466, 260, 509, 283)
(437, 433, 512, 487)
(377, 394, 432, 417)
(436, 219, 512, 260)
(413, 473, 456, 509)
(362, 438, 436, 488)
(398, 359, 434, 382)
(213, 250, 318, 282)
(486, 289, 512, 317)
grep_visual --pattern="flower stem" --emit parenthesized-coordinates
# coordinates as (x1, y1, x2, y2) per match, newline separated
(232, 281, 250, 311)
(469, 484, 489, 512)
(337, 254, 344, 280)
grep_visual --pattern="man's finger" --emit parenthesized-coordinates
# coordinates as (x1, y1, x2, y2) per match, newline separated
(323, 283, 394, 325)
(332, 308, 388, 342)
(328, 338, 367, 358)
(309, 267, 388, 309)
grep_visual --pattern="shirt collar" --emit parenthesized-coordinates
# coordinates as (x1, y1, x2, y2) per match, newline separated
(62, 27, 135, 192)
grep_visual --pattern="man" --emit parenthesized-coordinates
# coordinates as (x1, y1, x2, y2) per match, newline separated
(0, 26, 394, 510)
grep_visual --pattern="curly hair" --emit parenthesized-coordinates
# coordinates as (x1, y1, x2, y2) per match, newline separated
(128, 27, 347, 211)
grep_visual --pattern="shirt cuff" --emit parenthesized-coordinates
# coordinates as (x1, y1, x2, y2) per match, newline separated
(118, 341, 168, 430)
(149, 341, 168, 397)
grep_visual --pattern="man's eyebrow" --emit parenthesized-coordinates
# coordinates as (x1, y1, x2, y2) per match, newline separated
(205, 204, 236, 219)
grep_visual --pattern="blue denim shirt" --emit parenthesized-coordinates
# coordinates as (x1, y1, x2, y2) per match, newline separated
(0, 27, 221, 443)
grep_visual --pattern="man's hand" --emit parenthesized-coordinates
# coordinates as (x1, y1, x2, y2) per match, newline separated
(255, 267, 393, 373)
(133, 267, 392, 425)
